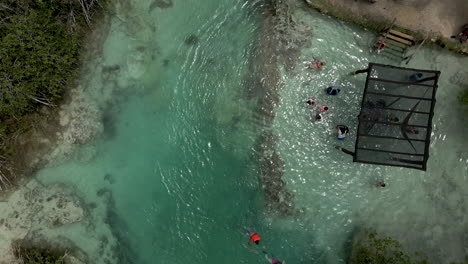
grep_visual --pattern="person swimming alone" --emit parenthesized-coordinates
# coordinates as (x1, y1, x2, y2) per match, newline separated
(238, 218, 261, 250)
(313, 113, 322, 122)
(336, 125, 349, 140)
(325, 86, 340, 95)
(306, 97, 317, 108)
(310, 60, 325, 70)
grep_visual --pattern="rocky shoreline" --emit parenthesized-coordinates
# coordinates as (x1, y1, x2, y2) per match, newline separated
(304, 0, 468, 55)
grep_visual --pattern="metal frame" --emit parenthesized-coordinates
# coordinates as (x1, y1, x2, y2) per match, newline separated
(366, 107, 430, 115)
(368, 77, 434, 87)
(353, 63, 440, 171)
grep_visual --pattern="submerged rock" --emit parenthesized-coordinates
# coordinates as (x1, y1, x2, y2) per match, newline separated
(257, 131, 296, 217)
(104, 173, 116, 184)
(184, 34, 199, 46)
(149, 0, 173, 11)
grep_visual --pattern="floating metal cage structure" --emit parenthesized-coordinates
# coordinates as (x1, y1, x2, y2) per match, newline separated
(354, 63, 440, 171)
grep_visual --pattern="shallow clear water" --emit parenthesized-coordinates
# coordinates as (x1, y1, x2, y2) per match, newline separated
(34, 1, 468, 264)
(271, 7, 468, 264)
(38, 0, 265, 263)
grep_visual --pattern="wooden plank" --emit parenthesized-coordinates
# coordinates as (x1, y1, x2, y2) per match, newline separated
(382, 47, 404, 57)
(388, 29, 414, 41)
(382, 33, 413, 46)
(380, 38, 409, 49)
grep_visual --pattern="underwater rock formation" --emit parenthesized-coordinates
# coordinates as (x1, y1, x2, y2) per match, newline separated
(184, 34, 199, 46)
(149, 0, 173, 11)
(98, 188, 139, 264)
(257, 131, 295, 217)
(241, 0, 298, 217)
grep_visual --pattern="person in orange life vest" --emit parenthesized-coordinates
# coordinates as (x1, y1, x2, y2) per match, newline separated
(239, 226, 261, 247)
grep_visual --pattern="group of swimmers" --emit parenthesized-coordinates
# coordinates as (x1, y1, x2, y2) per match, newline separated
(239, 219, 286, 264)
(304, 62, 350, 140)
(305, 61, 389, 187)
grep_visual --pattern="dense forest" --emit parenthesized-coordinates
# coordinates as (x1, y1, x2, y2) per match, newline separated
(0, 0, 104, 187)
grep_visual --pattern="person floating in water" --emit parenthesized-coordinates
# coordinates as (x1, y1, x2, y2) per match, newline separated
(263, 251, 286, 264)
(386, 114, 399, 124)
(336, 125, 349, 140)
(320, 105, 328, 112)
(310, 60, 325, 70)
(305, 97, 317, 108)
(313, 113, 322, 122)
(239, 219, 261, 249)
(374, 180, 386, 187)
(405, 126, 419, 134)
(325, 86, 340, 95)
(375, 40, 387, 54)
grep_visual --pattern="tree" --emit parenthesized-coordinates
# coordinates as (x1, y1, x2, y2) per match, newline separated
(0, 0, 104, 187)
(0, 6, 78, 117)
(349, 229, 428, 264)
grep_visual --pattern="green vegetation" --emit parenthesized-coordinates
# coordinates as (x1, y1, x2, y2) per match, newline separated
(0, 5, 78, 116)
(0, 0, 104, 185)
(15, 246, 65, 264)
(459, 87, 468, 105)
(350, 229, 428, 264)
(350, 229, 468, 264)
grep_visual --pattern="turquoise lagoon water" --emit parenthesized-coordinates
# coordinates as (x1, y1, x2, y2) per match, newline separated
(35, 0, 468, 263)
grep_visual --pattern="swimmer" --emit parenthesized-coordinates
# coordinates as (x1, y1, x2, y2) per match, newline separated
(238, 218, 261, 249)
(386, 114, 399, 123)
(306, 97, 317, 108)
(325, 86, 340, 95)
(314, 113, 322, 122)
(263, 251, 286, 264)
(310, 60, 325, 70)
(374, 180, 386, 187)
(375, 40, 387, 54)
(320, 105, 328, 112)
(336, 125, 349, 140)
(409, 73, 423, 82)
(405, 126, 419, 134)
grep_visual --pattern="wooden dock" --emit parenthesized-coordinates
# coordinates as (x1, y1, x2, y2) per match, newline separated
(378, 29, 416, 60)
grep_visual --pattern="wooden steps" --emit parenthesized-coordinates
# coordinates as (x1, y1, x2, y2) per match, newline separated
(382, 38, 410, 49)
(376, 28, 416, 60)
(388, 29, 414, 41)
(382, 33, 414, 46)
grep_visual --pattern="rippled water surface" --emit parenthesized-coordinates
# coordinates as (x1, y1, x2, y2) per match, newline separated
(35, 1, 468, 263)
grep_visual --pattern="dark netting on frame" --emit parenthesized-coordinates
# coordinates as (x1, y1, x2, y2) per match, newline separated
(354, 63, 440, 170)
